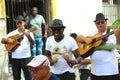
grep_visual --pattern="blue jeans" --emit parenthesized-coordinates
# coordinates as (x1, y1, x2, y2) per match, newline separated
(31, 37, 43, 57)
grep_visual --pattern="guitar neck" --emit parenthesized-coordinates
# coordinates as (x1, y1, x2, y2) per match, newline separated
(13, 33, 24, 42)
(12, 27, 37, 42)
(93, 31, 114, 42)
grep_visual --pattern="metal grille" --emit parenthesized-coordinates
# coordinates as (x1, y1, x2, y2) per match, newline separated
(5, 0, 51, 55)
(5, 0, 51, 33)
(102, 0, 120, 26)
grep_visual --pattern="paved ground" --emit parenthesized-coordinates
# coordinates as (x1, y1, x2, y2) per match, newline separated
(0, 52, 90, 80)
(0, 67, 25, 80)
(3, 65, 90, 80)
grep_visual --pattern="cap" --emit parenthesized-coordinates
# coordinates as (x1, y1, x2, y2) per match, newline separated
(14, 15, 25, 22)
(27, 55, 50, 68)
(49, 19, 66, 28)
(94, 13, 107, 22)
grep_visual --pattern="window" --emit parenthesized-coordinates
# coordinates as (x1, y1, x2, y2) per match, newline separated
(102, 0, 109, 4)
(102, 0, 108, 3)
(113, 0, 120, 4)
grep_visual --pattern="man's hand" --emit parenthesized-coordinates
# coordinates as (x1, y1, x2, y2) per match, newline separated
(62, 53, 69, 61)
(1, 38, 14, 44)
(25, 31, 30, 37)
(67, 60, 76, 67)
(50, 57, 58, 65)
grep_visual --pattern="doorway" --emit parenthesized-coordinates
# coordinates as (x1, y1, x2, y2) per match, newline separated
(5, 0, 51, 66)
(5, 0, 51, 33)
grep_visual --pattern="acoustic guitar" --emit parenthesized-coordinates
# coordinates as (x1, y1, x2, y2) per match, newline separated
(78, 30, 114, 58)
(5, 27, 37, 52)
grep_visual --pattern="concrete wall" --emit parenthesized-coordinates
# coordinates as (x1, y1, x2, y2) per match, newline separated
(53, 0, 102, 36)
(0, 19, 12, 80)
(0, 0, 12, 79)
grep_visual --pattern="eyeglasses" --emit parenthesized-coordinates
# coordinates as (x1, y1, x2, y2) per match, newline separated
(30, 68, 43, 73)
(95, 21, 105, 25)
(51, 28, 62, 31)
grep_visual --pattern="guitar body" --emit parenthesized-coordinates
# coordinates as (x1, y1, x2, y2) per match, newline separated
(5, 34, 21, 52)
(5, 27, 37, 52)
(78, 40, 102, 58)
(77, 28, 117, 58)
(78, 32, 103, 58)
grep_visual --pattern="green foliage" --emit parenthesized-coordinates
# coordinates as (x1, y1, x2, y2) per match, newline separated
(96, 44, 120, 51)
(108, 19, 120, 29)
(92, 19, 120, 52)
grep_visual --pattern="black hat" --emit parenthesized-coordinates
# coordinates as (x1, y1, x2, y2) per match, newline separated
(94, 13, 107, 22)
(14, 15, 25, 22)
(50, 19, 66, 28)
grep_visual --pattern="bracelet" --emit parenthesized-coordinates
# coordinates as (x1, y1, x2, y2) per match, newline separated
(45, 32, 47, 35)
(75, 59, 78, 64)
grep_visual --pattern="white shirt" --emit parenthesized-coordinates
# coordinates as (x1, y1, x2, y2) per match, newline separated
(79, 57, 91, 70)
(90, 30, 119, 75)
(46, 35, 78, 74)
(6, 29, 34, 59)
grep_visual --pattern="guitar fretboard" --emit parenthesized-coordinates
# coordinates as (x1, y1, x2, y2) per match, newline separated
(13, 34, 24, 42)
(92, 31, 114, 42)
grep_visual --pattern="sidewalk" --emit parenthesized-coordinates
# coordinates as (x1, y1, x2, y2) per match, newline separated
(0, 50, 25, 80)
(1, 63, 90, 80)
(1, 67, 25, 80)
(0, 59, 90, 80)
(0, 51, 90, 80)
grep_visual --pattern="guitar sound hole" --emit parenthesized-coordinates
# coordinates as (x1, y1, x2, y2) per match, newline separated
(81, 43, 86, 49)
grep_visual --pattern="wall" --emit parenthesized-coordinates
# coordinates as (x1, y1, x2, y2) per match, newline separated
(0, 0, 12, 80)
(53, 0, 102, 36)
(103, 0, 120, 26)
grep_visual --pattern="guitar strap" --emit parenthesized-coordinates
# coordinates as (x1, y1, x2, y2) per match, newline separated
(101, 28, 110, 45)
(107, 28, 110, 33)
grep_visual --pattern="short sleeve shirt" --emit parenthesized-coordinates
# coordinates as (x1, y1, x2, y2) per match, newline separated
(6, 29, 34, 58)
(46, 35, 78, 74)
(29, 14, 45, 37)
(90, 30, 118, 75)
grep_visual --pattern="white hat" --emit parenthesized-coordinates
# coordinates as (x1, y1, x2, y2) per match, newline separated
(27, 55, 50, 68)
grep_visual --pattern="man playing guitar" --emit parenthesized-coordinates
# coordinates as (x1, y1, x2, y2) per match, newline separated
(1, 15, 35, 80)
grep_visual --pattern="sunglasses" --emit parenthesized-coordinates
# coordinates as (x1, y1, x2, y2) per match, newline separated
(95, 21, 105, 25)
(51, 28, 62, 31)
(16, 21, 22, 24)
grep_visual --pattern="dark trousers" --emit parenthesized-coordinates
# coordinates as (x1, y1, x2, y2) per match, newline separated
(80, 69, 90, 80)
(11, 57, 32, 80)
(55, 71, 75, 80)
(91, 73, 119, 80)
